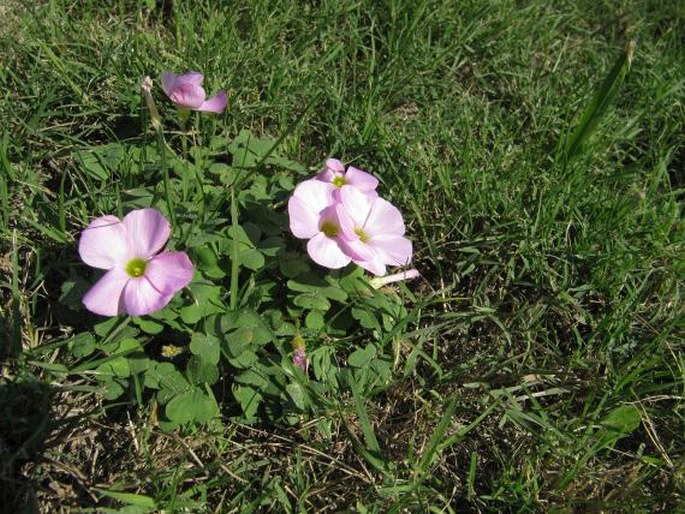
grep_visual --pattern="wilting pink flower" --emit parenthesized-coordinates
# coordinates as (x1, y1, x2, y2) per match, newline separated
(369, 269, 420, 289)
(292, 335, 308, 373)
(317, 158, 378, 196)
(79, 208, 194, 316)
(141, 76, 162, 130)
(160, 71, 227, 113)
(337, 186, 412, 276)
(287, 179, 352, 269)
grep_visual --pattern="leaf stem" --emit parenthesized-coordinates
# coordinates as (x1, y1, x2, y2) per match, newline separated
(155, 127, 176, 226)
(229, 183, 240, 311)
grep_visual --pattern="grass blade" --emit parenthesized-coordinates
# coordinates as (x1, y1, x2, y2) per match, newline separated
(94, 488, 156, 509)
(343, 374, 390, 476)
(561, 40, 636, 162)
(416, 396, 457, 476)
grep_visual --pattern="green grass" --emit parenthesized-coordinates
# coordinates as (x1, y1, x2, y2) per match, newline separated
(1, 0, 684, 511)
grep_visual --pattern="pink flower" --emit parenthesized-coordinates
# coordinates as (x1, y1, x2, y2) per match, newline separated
(317, 158, 378, 196)
(287, 179, 352, 269)
(78, 208, 194, 316)
(160, 71, 227, 113)
(337, 186, 412, 276)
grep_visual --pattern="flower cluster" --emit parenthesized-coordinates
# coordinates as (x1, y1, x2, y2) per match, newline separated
(79, 73, 415, 320)
(288, 159, 412, 276)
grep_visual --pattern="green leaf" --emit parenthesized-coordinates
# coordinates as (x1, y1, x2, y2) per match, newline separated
(102, 379, 126, 400)
(264, 153, 307, 173)
(133, 317, 164, 335)
(227, 129, 276, 168)
(292, 293, 331, 311)
(228, 349, 258, 369)
(157, 373, 191, 404)
(221, 310, 274, 346)
(96, 357, 131, 379)
(235, 369, 269, 388)
(24, 217, 67, 243)
(70, 332, 96, 358)
(351, 307, 381, 331)
(75, 143, 124, 181)
(145, 362, 190, 404)
(93, 317, 139, 346)
(115, 338, 142, 354)
(232, 384, 262, 422)
(347, 345, 377, 368)
(189, 246, 226, 279)
(59, 277, 90, 310)
(600, 405, 641, 436)
(287, 275, 348, 302)
(279, 253, 310, 278)
(143, 361, 176, 389)
(165, 387, 219, 425)
(286, 383, 307, 411)
(208, 162, 240, 185)
(128, 356, 150, 375)
(226, 326, 255, 357)
(121, 187, 155, 209)
(189, 333, 220, 365)
(94, 488, 156, 509)
(186, 356, 219, 385)
(304, 310, 325, 330)
(239, 248, 265, 271)
(180, 279, 226, 324)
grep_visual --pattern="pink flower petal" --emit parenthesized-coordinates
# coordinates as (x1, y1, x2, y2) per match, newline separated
(338, 237, 377, 262)
(370, 235, 413, 266)
(334, 203, 357, 240)
(339, 186, 375, 228)
(306, 232, 351, 269)
(177, 71, 204, 86)
(294, 179, 335, 211)
(345, 166, 379, 192)
(79, 215, 131, 269)
(353, 252, 387, 276)
(122, 208, 170, 259)
(169, 82, 206, 109)
(122, 277, 173, 316)
(317, 158, 345, 183)
(326, 158, 345, 173)
(288, 180, 335, 238)
(145, 252, 194, 295)
(82, 268, 129, 316)
(160, 71, 178, 97)
(362, 196, 405, 237)
(288, 195, 322, 239)
(197, 91, 227, 113)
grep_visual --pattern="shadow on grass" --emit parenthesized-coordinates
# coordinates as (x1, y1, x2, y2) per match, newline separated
(0, 377, 50, 514)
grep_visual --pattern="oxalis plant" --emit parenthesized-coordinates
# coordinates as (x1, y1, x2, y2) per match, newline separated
(61, 71, 420, 429)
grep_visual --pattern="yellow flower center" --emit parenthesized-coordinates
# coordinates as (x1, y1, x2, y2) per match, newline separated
(332, 175, 346, 188)
(321, 220, 340, 237)
(354, 227, 370, 243)
(125, 258, 147, 278)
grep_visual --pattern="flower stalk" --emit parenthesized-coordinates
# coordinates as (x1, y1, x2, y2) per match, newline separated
(141, 76, 175, 225)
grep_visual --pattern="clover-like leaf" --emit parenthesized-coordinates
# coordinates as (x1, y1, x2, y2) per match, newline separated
(165, 387, 220, 425)
(190, 333, 221, 365)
